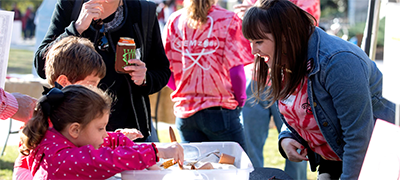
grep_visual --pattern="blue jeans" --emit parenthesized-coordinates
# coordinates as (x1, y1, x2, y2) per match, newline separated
(144, 121, 159, 142)
(175, 107, 246, 152)
(242, 79, 307, 179)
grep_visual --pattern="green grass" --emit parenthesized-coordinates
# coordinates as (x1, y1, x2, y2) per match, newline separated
(7, 49, 35, 75)
(264, 128, 318, 180)
(0, 48, 33, 180)
(264, 128, 285, 168)
(0, 145, 18, 180)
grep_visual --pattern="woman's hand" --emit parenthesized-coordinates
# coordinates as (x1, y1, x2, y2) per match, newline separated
(281, 138, 309, 162)
(115, 128, 143, 141)
(156, 142, 184, 166)
(74, 0, 105, 34)
(124, 59, 147, 86)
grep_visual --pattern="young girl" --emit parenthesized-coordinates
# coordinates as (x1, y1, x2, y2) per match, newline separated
(20, 85, 183, 179)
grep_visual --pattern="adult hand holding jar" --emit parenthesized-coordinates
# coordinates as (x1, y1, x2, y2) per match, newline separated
(124, 59, 147, 86)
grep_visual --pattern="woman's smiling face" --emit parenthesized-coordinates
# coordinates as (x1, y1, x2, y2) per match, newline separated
(248, 33, 275, 67)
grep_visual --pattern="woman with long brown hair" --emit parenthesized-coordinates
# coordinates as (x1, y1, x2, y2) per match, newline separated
(242, 0, 395, 179)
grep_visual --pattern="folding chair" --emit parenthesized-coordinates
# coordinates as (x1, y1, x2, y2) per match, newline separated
(1, 118, 19, 156)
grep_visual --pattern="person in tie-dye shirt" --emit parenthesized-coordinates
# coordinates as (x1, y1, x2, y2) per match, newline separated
(163, 0, 253, 151)
(20, 85, 184, 179)
(234, 0, 320, 179)
(242, 0, 395, 179)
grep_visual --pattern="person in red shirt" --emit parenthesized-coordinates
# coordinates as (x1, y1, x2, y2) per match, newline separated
(234, 0, 320, 179)
(242, 0, 394, 179)
(157, 0, 177, 27)
(22, 6, 35, 39)
(11, 3, 22, 21)
(163, 0, 253, 150)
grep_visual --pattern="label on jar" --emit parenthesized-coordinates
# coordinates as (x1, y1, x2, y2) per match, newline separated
(115, 37, 136, 74)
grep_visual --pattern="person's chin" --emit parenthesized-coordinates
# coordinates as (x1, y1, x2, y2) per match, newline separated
(94, 145, 101, 150)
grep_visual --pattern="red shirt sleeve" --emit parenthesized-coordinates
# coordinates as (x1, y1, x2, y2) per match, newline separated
(0, 88, 18, 120)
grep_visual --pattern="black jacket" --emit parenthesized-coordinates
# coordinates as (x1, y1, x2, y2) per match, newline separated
(34, 0, 170, 141)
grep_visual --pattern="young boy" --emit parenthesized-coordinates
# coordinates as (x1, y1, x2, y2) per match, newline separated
(13, 36, 109, 180)
(44, 36, 106, 88)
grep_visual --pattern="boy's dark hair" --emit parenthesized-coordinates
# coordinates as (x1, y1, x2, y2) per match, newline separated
(20, 85, 112, 155)
(45, 36, 106, 87)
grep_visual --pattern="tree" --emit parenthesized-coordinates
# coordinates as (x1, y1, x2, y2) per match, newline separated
(1, 0, 43, 13)
(320, 0, 348, 19)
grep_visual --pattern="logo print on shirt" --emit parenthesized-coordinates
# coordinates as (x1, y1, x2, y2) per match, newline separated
(123, 49, 135, 64)
(172, 16, 220, 72)
(301, 97, 313, 115)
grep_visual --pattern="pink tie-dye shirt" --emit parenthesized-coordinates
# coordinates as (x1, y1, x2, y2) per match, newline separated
(279, 77, 341, 161)
(163, 5, 253, 118)
(28, 128, 157, 179)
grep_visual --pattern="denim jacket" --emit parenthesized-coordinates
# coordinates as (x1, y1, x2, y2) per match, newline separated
(278, 27, 395, 180)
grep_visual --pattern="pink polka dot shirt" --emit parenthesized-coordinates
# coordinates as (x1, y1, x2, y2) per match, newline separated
(27, 128, 157, 179)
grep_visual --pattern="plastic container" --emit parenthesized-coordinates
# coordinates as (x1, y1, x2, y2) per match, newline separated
(121, 142, 254, 180)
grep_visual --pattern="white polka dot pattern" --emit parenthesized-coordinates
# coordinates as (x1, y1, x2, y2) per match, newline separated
(28, 129, 157, 179)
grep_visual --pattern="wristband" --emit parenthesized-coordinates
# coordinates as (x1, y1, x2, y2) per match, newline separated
(151, 143, 159, 162)
(140, 76, 147, 86)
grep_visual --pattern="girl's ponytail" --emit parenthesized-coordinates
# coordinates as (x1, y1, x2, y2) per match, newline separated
(19, 85, 112, 156)
(20, 107, 49, 155)
(20, 88, 64, 156)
